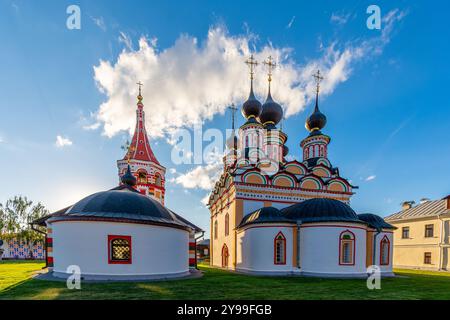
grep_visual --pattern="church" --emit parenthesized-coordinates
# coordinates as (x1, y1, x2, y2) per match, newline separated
(207, 56, 395, 278)
(33, 86, 202, 281)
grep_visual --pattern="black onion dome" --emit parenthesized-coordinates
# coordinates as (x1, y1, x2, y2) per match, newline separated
(306, 101, 327, 132)
(282, 198, 365, 224)
(283, 145, 289, 157)
(259, 92, 283, 126)
(358, 213, 396, 230)
(49, 185, 192, 229)
(238, 207, 295, 228)
(121, 165, 137, 186)
(242, 86, 262, 119)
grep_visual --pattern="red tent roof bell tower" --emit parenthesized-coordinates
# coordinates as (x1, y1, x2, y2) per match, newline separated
(117, 82, 166, 205)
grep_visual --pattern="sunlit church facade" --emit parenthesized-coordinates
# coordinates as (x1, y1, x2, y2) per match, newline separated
(207, 56, 395, 278)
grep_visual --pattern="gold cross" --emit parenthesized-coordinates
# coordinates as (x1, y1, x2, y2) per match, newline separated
(263, 56, 277, 82)
(228, 104, 238, 130)
(313, 70, 324, 95)
(245, 55, 258, 80)
(136, 81, 143, 96)
(121, 140, 136, 164)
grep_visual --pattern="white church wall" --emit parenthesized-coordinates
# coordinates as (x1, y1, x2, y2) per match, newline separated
(236, 224, 295, 274)
(300, 224, 367, 277)
(50, 220, 189, 277)
(374, 231, 394, 274)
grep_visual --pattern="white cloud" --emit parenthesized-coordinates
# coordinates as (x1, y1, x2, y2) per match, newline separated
(93, 11, 405, 140)
(365, 175, 376, 182)
(55, 135, 73, 148)
(91, 16, 106, 31)
(118, 32, 133, 50)
(174, 148, 223, 190)
(201, 193, 211, 206)
(286, 16, 296, 29)
(175, 162, 222, 190)
(330, 11, 352, 25)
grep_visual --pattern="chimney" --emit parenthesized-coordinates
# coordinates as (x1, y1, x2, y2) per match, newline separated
(402, 201, 415, 210)
(443, 195, 450, 210)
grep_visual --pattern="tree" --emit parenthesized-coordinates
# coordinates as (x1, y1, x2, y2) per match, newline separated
(0, 196, 49, 257)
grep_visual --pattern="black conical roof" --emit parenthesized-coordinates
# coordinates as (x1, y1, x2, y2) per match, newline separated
(259, 91, 283, 126)
(305, 94, 327, 132)
(242, 85, 262, 119)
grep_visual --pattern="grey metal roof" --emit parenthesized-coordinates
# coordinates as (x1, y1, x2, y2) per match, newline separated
(385, 199, 449, 222)
(281, 198, 366, 225)
(238, 207, 296, 228)
(358, 213, 396, 230)
(39, 185, 203, 232)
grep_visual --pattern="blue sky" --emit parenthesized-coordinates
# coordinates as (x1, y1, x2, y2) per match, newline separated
(0, 0, 449, 233)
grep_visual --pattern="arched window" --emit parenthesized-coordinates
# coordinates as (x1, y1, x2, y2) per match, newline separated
(224, 213, 229, 236)
(221, 244, 229, 268)
(380, 236, 390, 265)
(214, 220, 218, 240)
(274, 232, 286, 265)
(309, 146, 313, 158)
(315, 145, 319, 157)
(339, 230, 355, 265)
(138, 172, 147, 184)
(108, 235, 132, 264)
(154, 174, 162, 187)
(320, 145, 324, 157)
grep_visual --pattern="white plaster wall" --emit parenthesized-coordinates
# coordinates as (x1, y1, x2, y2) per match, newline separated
(374, 231, 394, 273)
(236, 224, 295, 273)
(50, 221, 189, 276)
(300, 224, 367, 276)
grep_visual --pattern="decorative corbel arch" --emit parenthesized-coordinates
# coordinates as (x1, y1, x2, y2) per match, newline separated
(300, 175, 324, 190)
(271, 173, 297, 188)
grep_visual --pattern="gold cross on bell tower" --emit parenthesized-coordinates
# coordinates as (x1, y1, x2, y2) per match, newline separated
(228, 103, 238, 131)
(137, 81, 143, 94)
(245, 54, 258, 80)
(313, 69, 324, 95)
(136, 81, 144, 103)
(263, 56, 277, 83)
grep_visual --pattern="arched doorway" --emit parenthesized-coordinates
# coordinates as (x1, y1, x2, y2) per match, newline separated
(221, 244, 229, 268)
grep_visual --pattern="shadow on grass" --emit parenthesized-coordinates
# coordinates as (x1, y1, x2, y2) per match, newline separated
(2, 266, 450, 300)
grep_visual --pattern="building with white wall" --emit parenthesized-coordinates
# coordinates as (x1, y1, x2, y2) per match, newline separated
(208, 60, 395, 278)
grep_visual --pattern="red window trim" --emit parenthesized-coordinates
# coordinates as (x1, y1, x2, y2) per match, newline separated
(274, 231, 287, 265)
(339, 229, 355, 266)
(379, 235, 390, 266)
(108, 235, 132, 264)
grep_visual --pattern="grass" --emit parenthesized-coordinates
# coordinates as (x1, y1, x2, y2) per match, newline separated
(1, 260, 450, 299)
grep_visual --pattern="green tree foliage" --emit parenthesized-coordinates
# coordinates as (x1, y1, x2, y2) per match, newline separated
(0, 196, 49, 243)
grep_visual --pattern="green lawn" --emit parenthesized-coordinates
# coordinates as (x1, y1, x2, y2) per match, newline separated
(1, 260, 450, 299)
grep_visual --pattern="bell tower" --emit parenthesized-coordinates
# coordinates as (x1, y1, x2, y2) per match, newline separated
(301, 70, 331, 161)
(117, 82, 166, 204)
